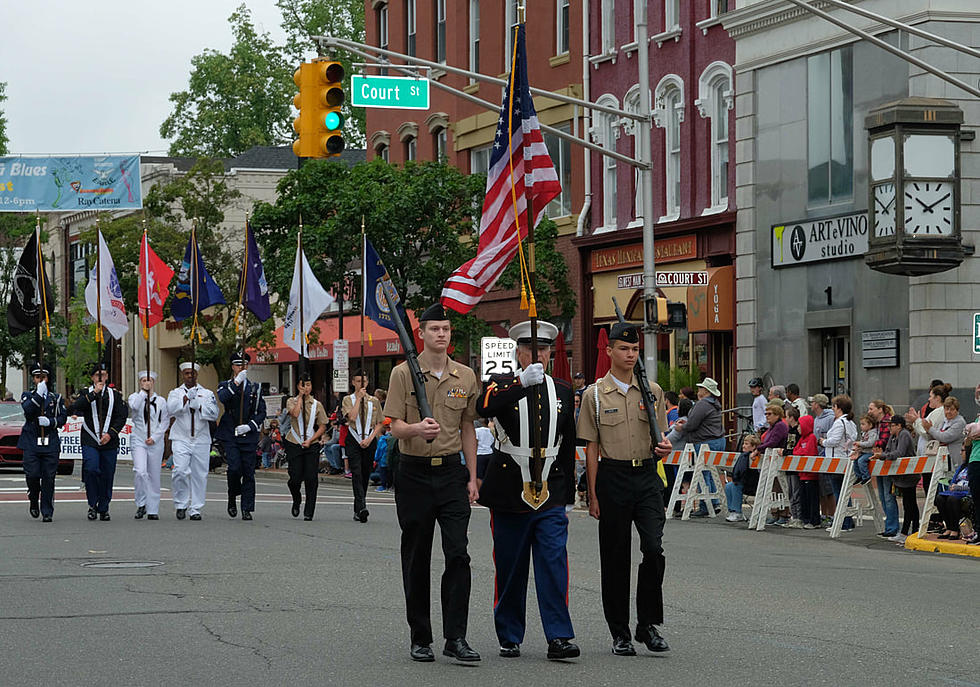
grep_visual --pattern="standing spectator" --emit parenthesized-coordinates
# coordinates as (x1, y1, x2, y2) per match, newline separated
(749, 378, 767, 431)
(781, 407, 803, 528)
(753, 404, 789, 526)
(573, 372, 586, 393)
(811, 394, 836, 520)
(372, 420, 392, 491)
(664, 391, 680, 426)
(967, 384, 980, 545)
(874, 415, 915, 543)
(923, 394, 965, 463)
(865, 400, 896, 536)
(793, 415, 821, 529)
(768, 385, 788, 409)
(724, 434, 761, 522)
(258, 427, 273, 470)
(786, 384, 809, 419)
(675, 378, 725, 516)
(475, 418, 495, 483)
(909, 383, 951, 501)
(820, 395, 858, 531)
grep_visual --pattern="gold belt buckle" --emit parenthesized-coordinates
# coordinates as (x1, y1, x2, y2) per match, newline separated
(431, 457, 443, 467)
(631, 458, 644, 467)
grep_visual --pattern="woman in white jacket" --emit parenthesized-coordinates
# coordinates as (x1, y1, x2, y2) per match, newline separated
(819, 395, 858, 530)
(908, 383, 951, 455)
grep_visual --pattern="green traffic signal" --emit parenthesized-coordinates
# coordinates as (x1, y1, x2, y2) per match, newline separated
(325, 111, 342, 131)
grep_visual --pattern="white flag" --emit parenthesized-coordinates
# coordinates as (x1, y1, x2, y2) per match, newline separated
(284, 247, 335, 356)
(84, 230, 129, 340)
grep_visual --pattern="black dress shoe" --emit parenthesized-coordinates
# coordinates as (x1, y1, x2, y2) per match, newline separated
(135, 506, 146, 520)
(304, 515, 313, 521)
(99, 512, 111, 521)
(227, 498, 238, 518)
(176, 509, 187, 520)
(242, 511, 252, 521)
(42, 515, 52, 523)
(547, 638, 580, 660)
(443, 638, 480, 662)
(29, 503, 40, 519)
(612, 637, 636, 656)
(291, 504, 300, 518)
(635, 625, 669, 652)
(189, 513, 202, 521)
(358, 508, 369, 523)
(410, 644, 434, 662)
(147, 514, 159, 520)
(498, 642, 521, 658)
(88, 507, 98, 521)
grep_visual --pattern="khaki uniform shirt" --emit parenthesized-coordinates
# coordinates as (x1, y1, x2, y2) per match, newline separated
(577, 371, 667, 461)
(384, 359, 480, 457)
(341, 393, 383, 441)
(284, 395, 329, 445)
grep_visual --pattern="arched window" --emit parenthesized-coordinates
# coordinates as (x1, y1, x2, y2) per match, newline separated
(654, 75, 684, 220)
(696, 61, 733, 212)
(593, 93, 620, 231)
(623, 85, 648, 224)
(371, 130, 391, 162)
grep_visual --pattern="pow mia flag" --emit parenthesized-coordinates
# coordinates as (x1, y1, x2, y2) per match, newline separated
(7, 229, 54, 337)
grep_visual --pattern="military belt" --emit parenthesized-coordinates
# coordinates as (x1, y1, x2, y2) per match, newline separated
(401, 453, 460, 467)
(599, 457, 657, 468)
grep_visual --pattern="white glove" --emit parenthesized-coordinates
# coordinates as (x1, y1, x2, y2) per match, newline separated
(38, 416, 51, 427)
(189, 398, 202, 411)
(36, 380, 47, 397)
(187, 387, 198, 400)
(518, 363, 545, 387)
(235, 423, 251, 436)
(234, 370, 247, 385)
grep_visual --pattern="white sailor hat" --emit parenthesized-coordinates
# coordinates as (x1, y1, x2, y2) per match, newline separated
(178, 362, 201, 372)
(508, 320, 559, 345)
(137, 370, 158, 381)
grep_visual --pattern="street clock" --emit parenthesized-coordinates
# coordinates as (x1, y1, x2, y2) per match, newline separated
(865, 98, 970, 276)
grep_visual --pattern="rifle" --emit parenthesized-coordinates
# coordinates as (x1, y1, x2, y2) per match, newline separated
(380, 282, 434, 441)
(611, 297, 663, 456)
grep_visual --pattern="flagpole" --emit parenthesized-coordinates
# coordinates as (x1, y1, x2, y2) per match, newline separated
(360, 216, 366, 380)
(190, 219, 198, 437)
(95, 216, 104, 364)
(142, 217, 152, 441)
(298, 215, 307, 442)
(33, 212, 42, 367)
(236, 219, 250, 426)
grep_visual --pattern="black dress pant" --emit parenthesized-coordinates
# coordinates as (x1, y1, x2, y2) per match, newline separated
(595, 460, 666, 640)
(224, 440, 257, 512)
(23, 449, 58, 518)
(286, 442, 319, 517)
(346, 436, 376, 514)
(898, 486, 920, 535)
(395, 457, 471, 646)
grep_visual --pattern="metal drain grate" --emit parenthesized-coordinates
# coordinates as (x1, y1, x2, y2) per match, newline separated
(81, 561, 165, 569)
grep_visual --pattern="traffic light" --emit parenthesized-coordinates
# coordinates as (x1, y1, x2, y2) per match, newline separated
(292, 60, 346, 158)
(646, 297, 687, 329)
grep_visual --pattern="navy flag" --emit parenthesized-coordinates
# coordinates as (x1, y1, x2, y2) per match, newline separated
(363, 236, 407, 333)
(172, 231, 225, 322)
(239, 222, 271, 321)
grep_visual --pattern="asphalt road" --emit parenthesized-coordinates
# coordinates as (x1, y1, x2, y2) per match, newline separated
(0, 468, 976, 687)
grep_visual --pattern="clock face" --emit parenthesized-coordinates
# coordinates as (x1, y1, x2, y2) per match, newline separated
(873, 182, 896, 237)
(903, 181, 954, 236)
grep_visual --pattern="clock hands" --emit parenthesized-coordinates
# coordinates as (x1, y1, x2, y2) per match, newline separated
(922, 192, 951, 212)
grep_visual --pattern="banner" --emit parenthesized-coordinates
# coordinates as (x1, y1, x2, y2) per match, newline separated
(0, 155, 142, 212)
(771, 211, 868, 268)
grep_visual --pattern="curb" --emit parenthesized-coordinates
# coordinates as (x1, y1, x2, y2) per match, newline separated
(904, 533, 980, 558)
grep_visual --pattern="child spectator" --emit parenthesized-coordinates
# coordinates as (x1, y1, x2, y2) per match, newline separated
(851, 414, 878, 484)
(785, 407, 801, 453)
(259, 427, 274, 470)
(783, 406, 802, 528)
(372, 420, 392, 491)
(794, 415, 821, 528)
(724, 434, 761, 522)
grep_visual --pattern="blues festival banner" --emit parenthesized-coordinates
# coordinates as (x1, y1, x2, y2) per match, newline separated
(0, 155, 142, 212)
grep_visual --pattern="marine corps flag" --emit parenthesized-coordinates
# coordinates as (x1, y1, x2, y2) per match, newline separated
(138, 232, 175, 335)
(7, 227, 54, 337)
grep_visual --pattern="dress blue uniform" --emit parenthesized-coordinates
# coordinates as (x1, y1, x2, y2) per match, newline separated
(476, 321, 578, 658)
(19, 362, 67, 521)
(216, 351, 266, 519)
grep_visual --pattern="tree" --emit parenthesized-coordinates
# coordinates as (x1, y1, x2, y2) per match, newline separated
(60, 294, 99, 392)
(160, 5, 294, 157)
(0, 81, 9, 155)
(276, 0, 367, 147)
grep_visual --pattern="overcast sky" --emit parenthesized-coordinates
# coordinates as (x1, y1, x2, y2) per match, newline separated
(1, 1, 289, 156)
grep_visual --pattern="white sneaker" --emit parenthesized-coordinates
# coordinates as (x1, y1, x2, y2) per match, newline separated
(784, 519, 803, 529)
(887, 534, 906, 543)
(725, 512, 745, 522)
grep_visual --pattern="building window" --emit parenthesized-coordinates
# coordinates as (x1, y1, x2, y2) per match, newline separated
(665, 0, 680, 30)
(542, 123, 572, 218)
(406, 0, 416, 57)
(696, 61, 733, 211)
(405, 136, 417, 161)
(504, 0, 520, 69)
(69, 240, 92, 298)
(624, 86, 643, 222)
(470, 145, 491, 176)
(469, 0, 480, 81)
(377, 144, 389, 162)
(594, 94, 619, 230)
(378, 5, 389, 75)
(434, 128, 447, 161)
(556, 0, 570, 55)
(808, 46, 853, 205)
(435, 0, 446, 63)
(710, 0, 729, 18)
(600, 0, 615, 54)
(654, 75, 684, 220)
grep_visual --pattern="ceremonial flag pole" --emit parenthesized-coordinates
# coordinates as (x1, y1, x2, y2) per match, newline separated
(360, 216, 366, 378)
(141, 217, 152, 440)
(235, 218, 250, 426)
(95, 216, 104, 365)
(298, 216, 306, 442)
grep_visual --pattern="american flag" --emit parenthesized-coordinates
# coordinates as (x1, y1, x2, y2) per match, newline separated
(441, 24, 561, 314)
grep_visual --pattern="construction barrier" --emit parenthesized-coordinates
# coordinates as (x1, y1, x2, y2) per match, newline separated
(663, 445, 747, 520)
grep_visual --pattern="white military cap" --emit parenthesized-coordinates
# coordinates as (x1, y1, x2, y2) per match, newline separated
(508, 320, 559, 345)
(178, 362, 201, 372)
(137, 370, 158, 381)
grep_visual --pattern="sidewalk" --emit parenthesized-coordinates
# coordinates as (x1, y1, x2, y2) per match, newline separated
(904, 533, 980, 559)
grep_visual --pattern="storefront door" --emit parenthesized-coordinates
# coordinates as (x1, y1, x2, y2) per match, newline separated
(821, 331, 849, 397)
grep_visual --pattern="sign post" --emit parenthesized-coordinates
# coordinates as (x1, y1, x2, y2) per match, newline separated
(332, 338, 349, 393)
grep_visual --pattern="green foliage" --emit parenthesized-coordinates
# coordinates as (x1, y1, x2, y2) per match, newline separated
(496, 217, 576, 322)
(657, 362, 702, 393)
(0, 82, 8, 155)
(60, 295, 100, 391)
(160, 5, 295, 157)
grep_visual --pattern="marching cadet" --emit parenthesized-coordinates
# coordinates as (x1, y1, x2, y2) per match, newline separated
(342, 369, 383, 523)
(577, 323, 672, 656)
(384, 303, 481, 664)
(19, 361, 67, 523)
(217, 351, 267, 521)
(72, 361, 128, 521)
(167, 362, 219, 520)
(128, 370, 169, 520)
(284, 369, 328, 521)
(477, 321, 579, 661)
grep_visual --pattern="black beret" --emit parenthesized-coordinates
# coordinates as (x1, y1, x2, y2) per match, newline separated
(608, 322, 639, 344)
(419, 302, 449, 322)
(230, 350, 251, 365)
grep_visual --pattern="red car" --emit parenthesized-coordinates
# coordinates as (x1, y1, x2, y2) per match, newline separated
(0, 401, 75, 475)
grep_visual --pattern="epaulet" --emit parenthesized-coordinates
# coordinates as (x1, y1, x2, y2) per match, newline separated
(553, 377, 573, 391)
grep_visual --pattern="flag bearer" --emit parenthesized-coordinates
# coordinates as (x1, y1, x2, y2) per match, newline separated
(217, 351, 267, 521)
(284, 369, 328, 521)
(167, 362, 219, 520)
(72, 361, 128, 522)
(19, 361, 67, 523)
(577, 323, 672, 656)
(342, 369, 383, 523)
(128, 370, 169, 520)
(477, 321, 579, 661)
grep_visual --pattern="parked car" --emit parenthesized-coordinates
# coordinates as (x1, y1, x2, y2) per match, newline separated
(0, 401, 75, 475)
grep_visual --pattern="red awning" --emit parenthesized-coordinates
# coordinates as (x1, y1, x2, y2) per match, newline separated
(248, 311, 419, 364)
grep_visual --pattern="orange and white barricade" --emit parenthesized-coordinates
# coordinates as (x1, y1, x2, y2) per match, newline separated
(664, 444, 700, 520)
(748, 450, 851, 531)
(680, 448, 744, 519)
(747, 448, 786, 530)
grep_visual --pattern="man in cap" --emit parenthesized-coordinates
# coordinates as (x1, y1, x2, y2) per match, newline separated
(573, 371, 586, 392)
(19, 361, 67, 522)
(217, 351, 267, 521)
(167, 362, 219, 520)
(342, 368, 384, 523)
(577, 322, 672, 656)
(71, 361, 128, 521)
(383, 302, 481, 664)
(284, 368, 328, 520)
(749, 377, 767, 431)
(128, 370, 170, 520)
(477, 320, 579, 660)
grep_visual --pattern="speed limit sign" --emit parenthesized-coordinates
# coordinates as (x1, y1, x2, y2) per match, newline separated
(480, 337, 517, 381)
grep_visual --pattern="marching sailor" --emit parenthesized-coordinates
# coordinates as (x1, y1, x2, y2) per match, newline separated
(477, 320, 579, 660)
(19, 360, 67, 522)
(167, 362, 219, 520)
(72, 360, 128, 522)
(128, 370, 170, 520)
(217, 351, 267, 521)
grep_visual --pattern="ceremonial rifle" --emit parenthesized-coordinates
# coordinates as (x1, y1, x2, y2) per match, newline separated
(612, 296, 663, 459)
(379, 282, 433, 442)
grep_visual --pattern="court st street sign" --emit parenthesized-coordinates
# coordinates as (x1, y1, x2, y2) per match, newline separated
(351, 75, 430, 110)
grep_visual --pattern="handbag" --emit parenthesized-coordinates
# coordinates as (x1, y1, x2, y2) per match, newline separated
(923, 439, 941, 456)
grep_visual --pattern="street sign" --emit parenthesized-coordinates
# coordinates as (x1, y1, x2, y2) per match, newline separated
(974, 313, 980, 354)
(351, 75, 430, 110)
(617, 271, 709, 289)
(481, 337, 517, 381)
(333, 339, 349, 392)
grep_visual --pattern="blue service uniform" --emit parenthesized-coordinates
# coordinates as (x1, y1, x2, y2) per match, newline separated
(71, 386, 128, 514)
(217, 378, 267, 513)
(19, 386, 68, 518)
(477, 371, 577, 646)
